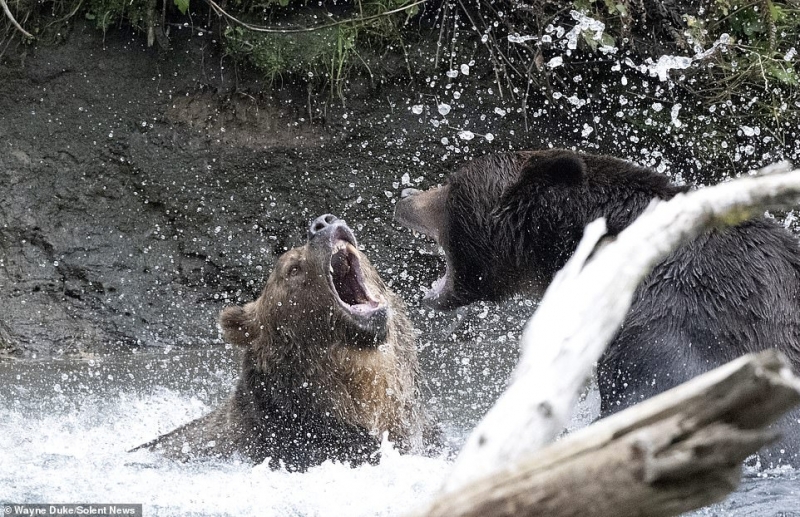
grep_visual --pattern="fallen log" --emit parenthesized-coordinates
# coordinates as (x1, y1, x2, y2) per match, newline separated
(415, 161, 800, 516)
(416, 350, 800, 517)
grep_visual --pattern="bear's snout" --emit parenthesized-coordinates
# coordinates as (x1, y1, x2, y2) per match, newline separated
(308, 213, 339, 239)
(307, 213, 358, 249)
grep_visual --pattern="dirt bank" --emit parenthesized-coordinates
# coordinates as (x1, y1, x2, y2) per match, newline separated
(1, 21, 796, 358)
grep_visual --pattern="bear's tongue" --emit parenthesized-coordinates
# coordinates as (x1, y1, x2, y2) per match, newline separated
(331, 245, 371, 307)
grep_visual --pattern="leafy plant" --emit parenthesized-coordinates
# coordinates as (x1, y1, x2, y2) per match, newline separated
(174, 0, 189, 15)
(221, 0, 421, 98)
(85, 0, 148, 32)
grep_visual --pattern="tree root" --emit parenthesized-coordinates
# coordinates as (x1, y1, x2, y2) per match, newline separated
(0, 0, 34, 39)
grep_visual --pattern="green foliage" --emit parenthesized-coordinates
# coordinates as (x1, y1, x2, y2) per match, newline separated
(224, 25, 342, 85)
(174, 0, 190, 16)
(685, 2, 799, 101)
(2, 0, 418, 98)
(84, 0, 148, 32)
(222, 0, 418, 97)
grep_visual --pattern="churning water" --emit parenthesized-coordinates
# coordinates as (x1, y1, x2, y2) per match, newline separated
(0, 348, 452, 516)
(1, 342, 799, 516)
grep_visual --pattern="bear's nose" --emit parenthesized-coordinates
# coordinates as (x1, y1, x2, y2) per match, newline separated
(309, 214, 339, 239)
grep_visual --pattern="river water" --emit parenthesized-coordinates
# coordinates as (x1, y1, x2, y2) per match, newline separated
(1, 335, 799, 515)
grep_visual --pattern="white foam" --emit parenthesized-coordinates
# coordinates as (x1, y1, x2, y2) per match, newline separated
(0, 389, 451, 516)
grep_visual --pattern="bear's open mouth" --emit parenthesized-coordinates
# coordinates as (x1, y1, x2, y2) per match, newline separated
(394, 186, 459, 309)
(329, 240, 385, 318)
(425, 257, 451, 302)
(397, 234, 455, 308)
(396, 231, 452, 305)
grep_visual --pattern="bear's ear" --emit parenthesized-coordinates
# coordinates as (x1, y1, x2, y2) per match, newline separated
(496, 152, 587, 217)
(518, 152, 586, 187)
(219, 302, 259, 347)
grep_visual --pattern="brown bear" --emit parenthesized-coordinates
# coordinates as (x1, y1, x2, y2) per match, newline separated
(394, 150, 800, 465)
(133, 214, 435, 470)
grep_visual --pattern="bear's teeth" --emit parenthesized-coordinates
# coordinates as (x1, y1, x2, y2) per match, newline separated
(332, 240, 350, 254)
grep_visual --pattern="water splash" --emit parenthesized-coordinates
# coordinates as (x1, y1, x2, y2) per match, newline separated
(0, 358, 451, 516)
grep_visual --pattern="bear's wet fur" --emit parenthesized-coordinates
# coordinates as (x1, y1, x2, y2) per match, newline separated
(133, 215, 435, 470)
(395, 149, 800, 465)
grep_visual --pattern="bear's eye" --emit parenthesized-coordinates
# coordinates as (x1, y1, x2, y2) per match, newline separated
(288, 264, 302, 277)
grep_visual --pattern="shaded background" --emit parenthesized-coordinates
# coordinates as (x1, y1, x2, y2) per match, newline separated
(1, 1, 798, 372)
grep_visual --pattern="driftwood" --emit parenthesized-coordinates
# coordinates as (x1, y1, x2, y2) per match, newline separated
(417, 350, 800, 517)
(414, 162, 800, 516)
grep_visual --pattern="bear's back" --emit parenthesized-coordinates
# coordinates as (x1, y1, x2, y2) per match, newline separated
(600, 217, 800, 465)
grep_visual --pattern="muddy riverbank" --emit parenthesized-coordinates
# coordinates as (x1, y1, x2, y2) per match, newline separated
(0, 22, 520, 357)
(1, 20, 797, 357)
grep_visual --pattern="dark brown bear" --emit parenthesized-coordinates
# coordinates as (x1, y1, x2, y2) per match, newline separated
(133, 215, 434, 470)
(395, 150, 800, 465)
